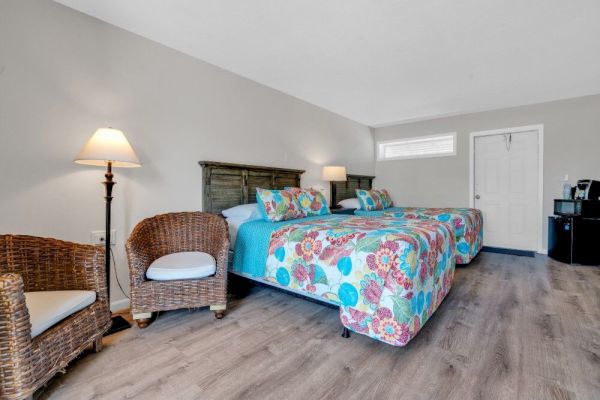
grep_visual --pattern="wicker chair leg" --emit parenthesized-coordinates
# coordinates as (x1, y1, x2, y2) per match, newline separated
(136, 318, 151, 328)
(133, 312, 152, 329)
(93, 337, 103, 353)
(210, 304, 226, 319)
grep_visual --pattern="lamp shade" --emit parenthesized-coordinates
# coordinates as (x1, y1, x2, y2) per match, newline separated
(74, 128, 141, 168)
(322, 166, 347, 181)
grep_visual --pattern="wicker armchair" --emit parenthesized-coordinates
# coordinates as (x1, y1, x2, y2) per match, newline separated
(0, 235, 111, 400)
(126, 212, 229, 328)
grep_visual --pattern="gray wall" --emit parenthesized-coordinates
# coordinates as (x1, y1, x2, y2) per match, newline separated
(373, 94, 600, 252)
(0, 0, 374, 307)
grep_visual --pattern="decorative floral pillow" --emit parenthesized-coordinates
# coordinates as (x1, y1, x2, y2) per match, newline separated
(378, 189, 394, 208)
(256, 188, 305, 222)
(285, 187, 331, 216)
(355, 189, 385, 211)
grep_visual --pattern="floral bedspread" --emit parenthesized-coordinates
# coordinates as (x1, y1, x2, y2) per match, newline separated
(383, 208, 483, 264)
(263, 216, 455, 347)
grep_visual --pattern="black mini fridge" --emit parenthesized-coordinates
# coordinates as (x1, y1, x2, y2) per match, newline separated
(548, 216, 575, 264)
(548, 216, 600, 265)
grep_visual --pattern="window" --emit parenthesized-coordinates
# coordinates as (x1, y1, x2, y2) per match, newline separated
(377, 132, 457, 161)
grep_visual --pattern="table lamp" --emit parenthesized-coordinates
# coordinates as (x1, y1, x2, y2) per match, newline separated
(322, 166, 347, 208)
(74, 127, 141, 335)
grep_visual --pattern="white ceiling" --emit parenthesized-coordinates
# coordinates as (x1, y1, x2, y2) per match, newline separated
(56, 0, 600, 127)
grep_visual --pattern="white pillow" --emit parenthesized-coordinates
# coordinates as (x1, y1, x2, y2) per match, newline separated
(338, 198, 360, 209)
(222, 203, 261, 220)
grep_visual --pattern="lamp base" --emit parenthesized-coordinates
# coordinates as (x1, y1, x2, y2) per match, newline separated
(104, 315, 132, 336)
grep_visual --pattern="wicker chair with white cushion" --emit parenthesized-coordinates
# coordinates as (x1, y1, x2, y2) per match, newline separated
(0, 235, 111, 400)
(125, 212, 229, 328)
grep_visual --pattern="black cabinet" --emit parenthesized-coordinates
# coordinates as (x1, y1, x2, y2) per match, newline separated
(330, 207, 356, 215)
(548, 216, 600, 265)
(548, 216, 574, 264)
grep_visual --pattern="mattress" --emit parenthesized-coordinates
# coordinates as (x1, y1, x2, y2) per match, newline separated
(232, 214, 455, 347)
(355, 207, 483, 264)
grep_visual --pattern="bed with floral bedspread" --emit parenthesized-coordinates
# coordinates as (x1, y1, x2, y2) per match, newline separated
(232, 215, 455, 347)
(354, 207, 483, 264)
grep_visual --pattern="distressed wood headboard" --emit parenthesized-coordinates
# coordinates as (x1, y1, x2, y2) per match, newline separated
(331, 174, 375, 206)
(199, 161, 305, 214)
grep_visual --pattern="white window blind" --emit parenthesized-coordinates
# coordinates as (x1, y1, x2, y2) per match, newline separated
(377, 133, 457, 161)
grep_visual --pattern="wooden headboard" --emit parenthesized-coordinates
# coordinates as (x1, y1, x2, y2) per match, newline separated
(199, 161, 305, 214)
(331, 174, 375, 206)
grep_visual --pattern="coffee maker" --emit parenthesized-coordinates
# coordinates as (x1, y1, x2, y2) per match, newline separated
(574, 179, 600, 200)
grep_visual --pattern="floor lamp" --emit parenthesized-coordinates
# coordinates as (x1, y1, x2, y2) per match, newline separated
(74, 127, 141, 336)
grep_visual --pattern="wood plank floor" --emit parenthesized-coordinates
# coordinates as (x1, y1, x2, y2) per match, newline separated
(38, 253, 600, 400)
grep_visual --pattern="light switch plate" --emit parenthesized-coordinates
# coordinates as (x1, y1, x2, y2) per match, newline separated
(90, 229, 117, 246)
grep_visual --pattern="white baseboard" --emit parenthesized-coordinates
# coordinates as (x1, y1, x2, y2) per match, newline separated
(538, 248, 548, 255)
(110, 298, 130, 312)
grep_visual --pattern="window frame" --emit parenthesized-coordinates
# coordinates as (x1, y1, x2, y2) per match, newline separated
(376, 132, 458, 161)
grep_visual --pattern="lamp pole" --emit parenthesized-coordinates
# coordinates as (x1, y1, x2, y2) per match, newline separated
(101, 160, 131, 335)
(103, 161, 114, 301)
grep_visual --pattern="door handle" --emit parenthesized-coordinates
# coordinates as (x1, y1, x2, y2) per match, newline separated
(475, 194, 481, 199)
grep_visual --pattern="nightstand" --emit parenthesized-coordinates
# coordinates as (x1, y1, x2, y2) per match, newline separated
(330, 208, 356, 215)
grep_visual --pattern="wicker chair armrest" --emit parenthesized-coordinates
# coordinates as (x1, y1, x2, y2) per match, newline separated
(201, 216, 229, 278)
(69, 243, 108, 304)
(0, 273, 35, 399)
(57, 241, 108, 304)
(210, 236, 229, 279)
(125, 238, 155, 288)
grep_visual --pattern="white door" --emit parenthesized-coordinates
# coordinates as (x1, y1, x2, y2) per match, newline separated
(474, 131, 539, 251)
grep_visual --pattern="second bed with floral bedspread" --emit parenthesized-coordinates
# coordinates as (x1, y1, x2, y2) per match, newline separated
(354, 207, 483, 264)
(233, 215, 456, 347)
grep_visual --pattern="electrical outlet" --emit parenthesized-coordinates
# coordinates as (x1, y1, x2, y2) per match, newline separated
(90, 229, 117, 246)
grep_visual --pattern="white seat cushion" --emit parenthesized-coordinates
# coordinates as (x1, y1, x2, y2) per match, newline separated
(146, 251, 216, 281)
(25, 290, 96, 338)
